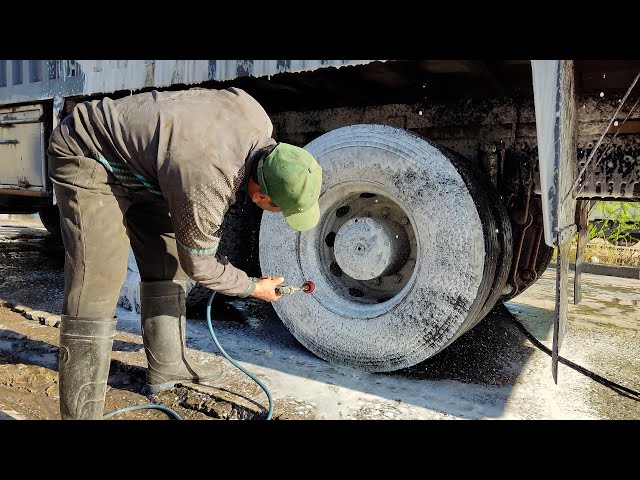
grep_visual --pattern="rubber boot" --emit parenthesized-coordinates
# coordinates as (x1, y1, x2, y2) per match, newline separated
(58, 315, 117, 420)
(140, 280, 222, 394)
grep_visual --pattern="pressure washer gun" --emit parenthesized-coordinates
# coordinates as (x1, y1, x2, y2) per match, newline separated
(275, 281, 315, 296)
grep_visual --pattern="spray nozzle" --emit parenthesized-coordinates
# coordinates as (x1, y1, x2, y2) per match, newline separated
(275, 280, 315, 296)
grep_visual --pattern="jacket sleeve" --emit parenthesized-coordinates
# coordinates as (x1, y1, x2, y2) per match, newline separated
(162, 181, 257, 297)
(152, 87, 275, 297)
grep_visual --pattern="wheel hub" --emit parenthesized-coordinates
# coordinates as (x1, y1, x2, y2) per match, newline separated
(334, 217, 392, 280)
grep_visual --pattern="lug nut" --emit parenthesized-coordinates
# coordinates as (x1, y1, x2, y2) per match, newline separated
(392, 274, 402, 283)
(521, 270, 535, 281)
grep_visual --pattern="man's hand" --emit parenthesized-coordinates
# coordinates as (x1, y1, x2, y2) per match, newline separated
(251, 276, 285, 302)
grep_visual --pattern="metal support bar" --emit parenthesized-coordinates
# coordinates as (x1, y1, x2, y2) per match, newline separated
(0, 118, 41, 126)
(0, 187, 48, 197)
(574, 200, 591, 305)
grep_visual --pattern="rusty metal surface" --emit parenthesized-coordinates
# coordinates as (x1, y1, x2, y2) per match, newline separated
(0, 187, 48, 197)
(557, 61, 580, 235)
(0, 104, 46, 192)
(270, 93, 640, 200)
(575, 136, 640, 198)
(499, 197, 552, 301)
(572, 71, 640, 200)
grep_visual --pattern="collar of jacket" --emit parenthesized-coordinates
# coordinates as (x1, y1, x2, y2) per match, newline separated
(241, 144, 277, 204)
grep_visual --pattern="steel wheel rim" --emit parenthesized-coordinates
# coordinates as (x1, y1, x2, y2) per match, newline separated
(298, 178, 419, 319)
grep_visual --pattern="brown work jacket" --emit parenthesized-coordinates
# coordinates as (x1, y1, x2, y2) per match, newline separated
(64, 87, 276, 297)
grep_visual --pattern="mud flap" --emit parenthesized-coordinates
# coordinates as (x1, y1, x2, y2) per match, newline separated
(531, 60, 578, 384)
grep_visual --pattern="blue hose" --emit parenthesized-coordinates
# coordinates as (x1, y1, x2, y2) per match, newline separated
(103, 403, 183, 420)
(103, 290, 273, 420)
(205, 291, 274, 420)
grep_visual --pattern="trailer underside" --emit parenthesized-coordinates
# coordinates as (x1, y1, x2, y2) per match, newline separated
(3, 59, 640, 375)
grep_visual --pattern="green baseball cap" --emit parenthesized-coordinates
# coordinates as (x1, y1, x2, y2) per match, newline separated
(257, 143, 322, 232)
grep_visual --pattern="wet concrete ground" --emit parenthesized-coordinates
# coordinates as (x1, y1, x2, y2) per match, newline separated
(0, 214, 638, 420)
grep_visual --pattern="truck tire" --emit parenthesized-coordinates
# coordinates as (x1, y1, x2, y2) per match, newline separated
(447, 148, 513, 323)
(259, 124, 508, 372)
(38, 205, 62, 242)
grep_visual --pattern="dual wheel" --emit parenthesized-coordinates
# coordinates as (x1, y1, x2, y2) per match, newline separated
(259, 124, 513, 372)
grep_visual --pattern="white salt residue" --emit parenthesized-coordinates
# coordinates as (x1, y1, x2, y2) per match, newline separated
(118, 306, 548, 420)
(110, 263, 640, 421)
(498, 329, 598, 420)
(501, 267, 640, 420)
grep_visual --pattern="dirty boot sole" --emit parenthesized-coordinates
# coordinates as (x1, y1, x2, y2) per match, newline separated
(145, 369, 224, 395)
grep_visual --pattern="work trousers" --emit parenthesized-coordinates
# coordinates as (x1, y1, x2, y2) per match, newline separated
(47, 117, 187, 318)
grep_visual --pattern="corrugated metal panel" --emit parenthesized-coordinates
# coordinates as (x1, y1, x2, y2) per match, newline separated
(0, 60, 382, 106)
(80, 60, 148, 94)
(153, 60, 210, 86)
(209, 60, 375, 81)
